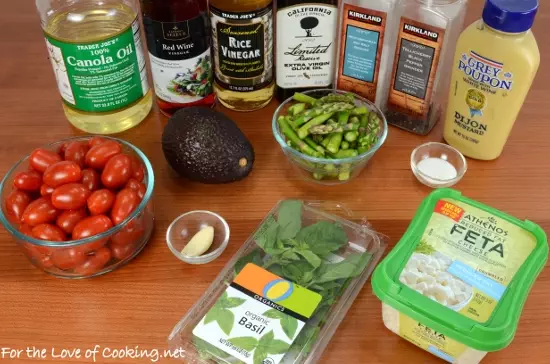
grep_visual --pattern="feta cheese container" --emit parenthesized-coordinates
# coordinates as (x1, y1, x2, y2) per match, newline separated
(372, 189, 548, 363)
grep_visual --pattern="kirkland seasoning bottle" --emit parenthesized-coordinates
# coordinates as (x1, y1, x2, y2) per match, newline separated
(209, 0, 274, 112)
(381, 0, 467, 135)
(141, 0, 215, 116)
(335, 0, 397, 105)
(36, 0, 152, 134)
(276, 0, 339, 102)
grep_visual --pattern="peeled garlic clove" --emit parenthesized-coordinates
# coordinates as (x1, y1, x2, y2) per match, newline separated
(182, 226, 215, 257)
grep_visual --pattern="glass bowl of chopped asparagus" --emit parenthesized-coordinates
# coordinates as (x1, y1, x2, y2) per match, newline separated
(273, 89, 388, 184)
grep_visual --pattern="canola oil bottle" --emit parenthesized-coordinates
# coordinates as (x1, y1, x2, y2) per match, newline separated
(443, 0, 540, 160)
(36, 0, 152, 134)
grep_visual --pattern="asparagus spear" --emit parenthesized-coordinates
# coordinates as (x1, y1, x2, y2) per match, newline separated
(340, 141, 350, 150)
(288, 103, 306, 116)
(326, 133, 343, 154)
(278, 116, 321, 157)
(304, 136, 326, 156)
(321, 135, 332, 148)
(308, 123, 359, 135)
(351, 106, 368, 115)
(293, 92, 317, 105)
(298, 113, 334, 139)
(338, 111, 350, 125)
(314, 93, 355, 106)
(344, 131, 358, 142)
(332, 149, 358, 159)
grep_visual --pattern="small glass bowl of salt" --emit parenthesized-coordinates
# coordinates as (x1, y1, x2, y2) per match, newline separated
(411, 142, 467, 188)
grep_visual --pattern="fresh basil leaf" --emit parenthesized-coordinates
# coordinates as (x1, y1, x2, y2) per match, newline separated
(217, 309, 235, 336)
(281, 249, 300, 261)
(228, 337, 258, 352)
(267, 264, 284, 277)
(234, 250, 263, 276)
(301, 271, 314, 284)
(277, 200, 302, 239)
(296, 221, 348, 256)
(314, 253, 371, 284)
(296, 249, 321, 268)
(281, 315, 298, 340)
(255, 215, 279, 252)
(253, 348, 267, 364)
(263, 309, 285, 319)
(282, 265, 303, 282)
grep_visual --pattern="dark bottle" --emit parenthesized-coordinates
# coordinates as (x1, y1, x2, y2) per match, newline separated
(275, 0, 339, 101)
(141, 0, 215, 116)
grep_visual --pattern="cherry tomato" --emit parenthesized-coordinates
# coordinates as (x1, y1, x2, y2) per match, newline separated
(101, 154, 132, 189)
(31, 223, 66, 241)
(19, 223, 34, 237)
(63, 141, 90, 168)
(73, 214, 113, 239)
(22, 243, 54, 269)
(5, 190, 32, 222)
(85, 140, 122, 169)
(51, 247, 87, 270)
(43, 161, 81, 188)
(40, 184, 55, 196)
(129, 155, 145, 182)
(58, 142, 69, 158)
(81, 168, 101, 191)
(29, 148, 62, 173)
(111, 243, 135, 260)
(88, 136, 108, 147)
(111, 219, 144, 246)
(13, 170, 42, 192)
(73, 247, 112, 275)
(125, 178, 141, 191)
(56, 209, 88, 235)
(51, 183, 91, 210)
(21, 197, 59, 226)
(87, 189, 116, 215)
(111, 189, 139, 225)
(137, 183, 146, 200)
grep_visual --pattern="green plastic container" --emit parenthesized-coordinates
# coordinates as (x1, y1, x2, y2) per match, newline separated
(372, 189, 548, 363)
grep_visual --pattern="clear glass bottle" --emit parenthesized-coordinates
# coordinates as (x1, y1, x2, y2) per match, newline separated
(209, 0, 275, 112)
(380, 0, 467, 135)
(141, 0, 215, 116)
(275, 0, 339, 102)
(36, 0, 152, 134)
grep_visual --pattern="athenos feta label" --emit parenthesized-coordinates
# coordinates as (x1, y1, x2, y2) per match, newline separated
(193, 263, 321, 364)
(399, 199, 536, 323)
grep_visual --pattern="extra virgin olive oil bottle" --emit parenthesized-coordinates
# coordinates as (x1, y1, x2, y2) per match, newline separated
(141, 0, 215, 116)
(276, 0, 339, 101)
(209, 0, 275, 111)
(36, 0, 152, 134)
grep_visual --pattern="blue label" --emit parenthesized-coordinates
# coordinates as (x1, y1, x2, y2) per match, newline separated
(342, 25, 379, 83)
(428, 345, 455, 363)
(447, 260, 506, 300)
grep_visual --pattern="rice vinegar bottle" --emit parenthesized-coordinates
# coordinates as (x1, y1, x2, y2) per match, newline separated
(36, 0, 152, 134)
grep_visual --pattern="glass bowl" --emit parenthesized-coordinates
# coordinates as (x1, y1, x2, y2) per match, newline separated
(272, 89, 388, 185)
(0, 136, 155, 279)
(411, 142, 467, 188)
(166, 210, 229, 265)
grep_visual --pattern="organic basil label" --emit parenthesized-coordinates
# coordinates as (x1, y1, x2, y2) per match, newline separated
(210, 4, 274, 92)
(193, 263, 321, 364)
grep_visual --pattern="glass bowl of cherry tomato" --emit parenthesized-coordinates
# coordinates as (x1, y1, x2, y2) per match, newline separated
(0, 136, 154, 278)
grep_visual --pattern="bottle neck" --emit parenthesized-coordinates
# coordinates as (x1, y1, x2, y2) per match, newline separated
(479, 19, 529, 37)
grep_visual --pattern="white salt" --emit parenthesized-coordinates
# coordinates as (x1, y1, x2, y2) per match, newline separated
(417, 157, 458, 181)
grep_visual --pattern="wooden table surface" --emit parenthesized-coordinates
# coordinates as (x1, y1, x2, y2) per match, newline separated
(1, 0, 549, 363)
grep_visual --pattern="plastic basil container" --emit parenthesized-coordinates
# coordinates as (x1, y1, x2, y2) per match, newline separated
(372, 189, 548, 363)
(168, 200, 387, 364)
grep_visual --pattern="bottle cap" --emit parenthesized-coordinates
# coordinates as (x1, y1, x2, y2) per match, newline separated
(482, 0, 538, 33)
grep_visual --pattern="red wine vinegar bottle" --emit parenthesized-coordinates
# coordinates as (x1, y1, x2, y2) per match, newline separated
(141, 0, 215, 116)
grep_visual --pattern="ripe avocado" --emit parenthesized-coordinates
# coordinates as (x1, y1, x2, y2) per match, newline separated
(162, 107, 255, 184)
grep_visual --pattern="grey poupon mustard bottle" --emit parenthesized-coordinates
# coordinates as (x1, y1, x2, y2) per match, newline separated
(36, 0, 152, 134)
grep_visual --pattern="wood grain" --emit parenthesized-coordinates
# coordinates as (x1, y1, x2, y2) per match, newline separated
(0, 0, 549, 363)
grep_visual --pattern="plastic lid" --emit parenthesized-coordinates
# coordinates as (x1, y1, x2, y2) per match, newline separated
(371, 189, 549, 352)
(482, 0, 538, 33)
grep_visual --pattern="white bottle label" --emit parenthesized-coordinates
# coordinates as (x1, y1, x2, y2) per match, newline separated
(276, 4, 338, 89)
